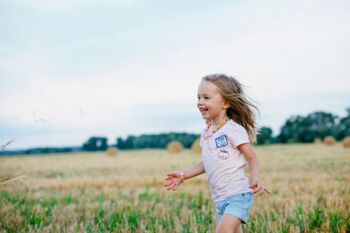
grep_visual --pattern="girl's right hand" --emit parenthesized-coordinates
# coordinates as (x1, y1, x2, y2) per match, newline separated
(249, 177, 270, 195)
(164, 171, 184, 191)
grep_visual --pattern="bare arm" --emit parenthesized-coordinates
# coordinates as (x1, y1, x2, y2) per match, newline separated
(238, 143, 268, 195)
(182, 161, 205, 180)
(165, 161, 205, 191)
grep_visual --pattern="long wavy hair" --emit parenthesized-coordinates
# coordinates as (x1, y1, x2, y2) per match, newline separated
(202, 74, 259, 144)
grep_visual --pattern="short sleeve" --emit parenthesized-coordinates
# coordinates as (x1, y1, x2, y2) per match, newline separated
(227, 123, 250, 147)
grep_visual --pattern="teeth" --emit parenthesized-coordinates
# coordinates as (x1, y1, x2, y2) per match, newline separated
(198, 107, 208, 113)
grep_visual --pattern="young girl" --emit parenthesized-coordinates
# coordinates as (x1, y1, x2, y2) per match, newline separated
(165, 74, 268, 233)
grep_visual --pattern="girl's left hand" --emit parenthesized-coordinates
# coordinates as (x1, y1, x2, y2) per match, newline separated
(249, 177, 270, 195)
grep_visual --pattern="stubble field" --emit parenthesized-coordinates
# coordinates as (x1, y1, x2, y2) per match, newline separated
(0, 144, 349, 233)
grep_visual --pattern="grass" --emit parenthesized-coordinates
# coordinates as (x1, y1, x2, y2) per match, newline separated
(0, 144, 349, 232)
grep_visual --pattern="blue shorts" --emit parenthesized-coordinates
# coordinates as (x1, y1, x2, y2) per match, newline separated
(215, 192, 254, 224)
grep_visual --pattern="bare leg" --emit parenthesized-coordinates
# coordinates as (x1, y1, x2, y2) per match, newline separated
(235, 224, 242, 233)
(216, 215, 241, 233)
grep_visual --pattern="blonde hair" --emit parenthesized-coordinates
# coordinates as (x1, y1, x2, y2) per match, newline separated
(202, 74, 259, 144)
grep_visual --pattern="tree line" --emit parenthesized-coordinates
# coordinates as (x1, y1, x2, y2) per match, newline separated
(74, 109, 350, 151)
(257, 109, 350, 144)
(1, 109, 349, 155)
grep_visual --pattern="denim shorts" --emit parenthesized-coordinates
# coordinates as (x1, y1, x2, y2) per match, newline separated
(215, 192, 254, 224)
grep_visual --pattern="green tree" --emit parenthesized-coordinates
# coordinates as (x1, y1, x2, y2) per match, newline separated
(115, 133, 199, 150)
(335, 107, 350, 140)
(278, 111, 338, 143)
(116, 137, 126, 149)
(256, 126, 273, 145)
(82, 137, 108, 151)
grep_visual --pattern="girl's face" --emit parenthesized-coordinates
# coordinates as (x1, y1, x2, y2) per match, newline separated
(197, 80, 229, 124)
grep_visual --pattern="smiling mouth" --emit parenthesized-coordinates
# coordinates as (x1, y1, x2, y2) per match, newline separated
(199, 108, 208, 114)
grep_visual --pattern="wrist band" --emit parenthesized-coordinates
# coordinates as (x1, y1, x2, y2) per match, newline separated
(179, 170, 185, 181)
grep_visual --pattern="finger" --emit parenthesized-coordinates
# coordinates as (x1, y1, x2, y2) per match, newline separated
(253, 186, 262, 194)
(167, 175, 180, 180)
(263, 187, 271, 194)
(252, 181, 263, 191)
(256, 185, 263, 191)
(166, 183, 176, 190)
(257, 188, 265, 196)
(256, 182, 262, 190)
(166, 172, 178, 177)
(171, 183, 179, 191)
(164, 181, 173, 187)
(166, 182, 176, 189)
(258, 186, 266, 195)
(253, 188, 263, 195)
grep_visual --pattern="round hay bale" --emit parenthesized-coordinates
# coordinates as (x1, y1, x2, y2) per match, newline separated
(191, 138, 201, 154)
(106, 146, 119, 156)
(323, 136, 336, 146)
(314, 137, 322, 144)
(167, 140, 183, 154)
(342, 136, 350, 148)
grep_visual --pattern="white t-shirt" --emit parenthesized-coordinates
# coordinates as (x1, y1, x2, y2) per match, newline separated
(200, 119, 252, 202)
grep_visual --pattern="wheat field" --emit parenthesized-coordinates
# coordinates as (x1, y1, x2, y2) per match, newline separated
(0, 144, 349, 233)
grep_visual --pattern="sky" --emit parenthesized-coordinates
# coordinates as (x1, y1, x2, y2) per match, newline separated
(1, 0, 349, 150)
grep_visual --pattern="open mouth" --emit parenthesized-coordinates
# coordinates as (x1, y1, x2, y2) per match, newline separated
(199, 108, 208, 115)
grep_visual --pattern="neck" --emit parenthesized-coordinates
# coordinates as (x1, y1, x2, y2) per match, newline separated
(210, 115, 228, 126)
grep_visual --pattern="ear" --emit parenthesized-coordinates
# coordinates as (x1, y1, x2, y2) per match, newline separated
(222, 100, 230, 109)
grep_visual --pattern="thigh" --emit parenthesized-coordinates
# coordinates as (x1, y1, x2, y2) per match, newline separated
(224, 192, 254, 224)
(216, 214, 241, 233)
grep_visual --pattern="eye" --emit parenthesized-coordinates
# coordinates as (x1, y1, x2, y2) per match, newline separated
(204, 96, 210, 100)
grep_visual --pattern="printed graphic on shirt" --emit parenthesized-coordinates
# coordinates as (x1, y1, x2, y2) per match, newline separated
(217, 149, 230, 160)
(215, 135, 228, 148)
